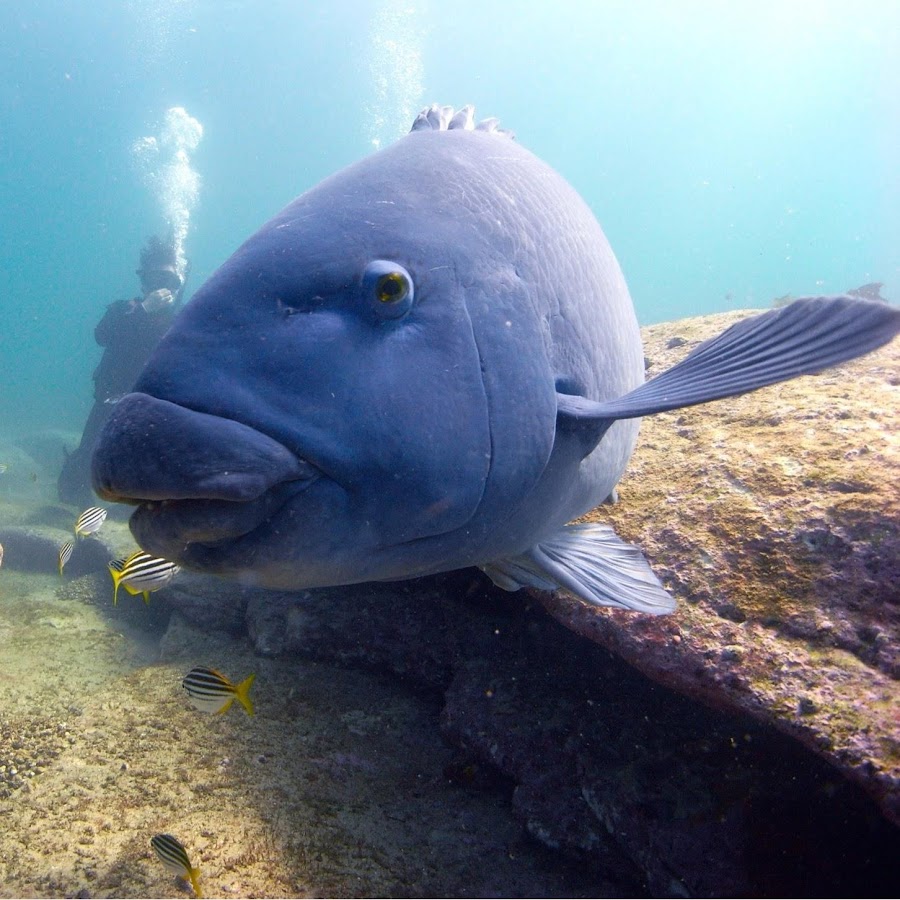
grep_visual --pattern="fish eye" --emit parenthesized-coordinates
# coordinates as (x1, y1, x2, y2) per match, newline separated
(363, 260, 414, 319)
(376, 271, 409, 304)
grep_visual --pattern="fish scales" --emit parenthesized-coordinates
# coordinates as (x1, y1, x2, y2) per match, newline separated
(182, 667, 233, 702)
(151, 833, 192, 873)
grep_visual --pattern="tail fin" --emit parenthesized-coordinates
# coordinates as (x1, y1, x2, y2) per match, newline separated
(108, 566, 124, 605)
(235, 673, 256, 717)
(187, 866, 203, 898)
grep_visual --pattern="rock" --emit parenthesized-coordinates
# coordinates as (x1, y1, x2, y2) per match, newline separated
(162, 571, 248, 636)
(847, 282, 887, 303)
(23, 505, 81, 531)
(158, 611, 205, 661)
(152, 307, 900, 893)
(10, 429, 81, 474)
(201, 567, 897, 896)
(244, 578, 456, 686)
(545, 309, 900, 826)
(0, 439, 60, 508)
(437, 586, 889, 898)
(0, 525, 116, 578)
(56, 571, 173, 634)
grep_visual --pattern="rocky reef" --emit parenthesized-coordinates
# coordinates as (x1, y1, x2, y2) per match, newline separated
(149, 308, 898, 895)
(551, 310, 899, 825)
(2, 308, 896, 895)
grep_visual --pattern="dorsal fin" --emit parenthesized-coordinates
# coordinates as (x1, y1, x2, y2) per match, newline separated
(410, 104, 515, 139)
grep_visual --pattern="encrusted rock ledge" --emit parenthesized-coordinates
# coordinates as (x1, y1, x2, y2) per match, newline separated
(547, 309, 899, 825)
(159, 308, 899, 895)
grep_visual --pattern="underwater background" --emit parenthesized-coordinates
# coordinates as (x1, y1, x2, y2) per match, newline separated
(0, 0, 898, 434)
(1, 3, 900, 897)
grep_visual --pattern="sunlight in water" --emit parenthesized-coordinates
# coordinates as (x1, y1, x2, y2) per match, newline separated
(366, 1, 427, 151)
(126, 0, 195, 66)
(131, 106, 203, 279)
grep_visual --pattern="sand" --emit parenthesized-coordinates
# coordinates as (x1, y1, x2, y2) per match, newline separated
(0, 542, 608, 899)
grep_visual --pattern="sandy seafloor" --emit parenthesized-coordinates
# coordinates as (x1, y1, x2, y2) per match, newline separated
(0, 506, 614, 899)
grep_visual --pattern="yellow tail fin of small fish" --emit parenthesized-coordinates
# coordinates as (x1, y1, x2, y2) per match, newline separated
(188, 866, 203, 898)
(109, 567, 125, 605)
(235, 673, 256, 717)
(118, 584, 150, 605)
(121, 583, 152, 604)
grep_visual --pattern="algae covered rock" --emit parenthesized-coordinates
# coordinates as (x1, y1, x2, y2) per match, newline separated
(0, 524, 114, 578)
(542, 308, 900, 824)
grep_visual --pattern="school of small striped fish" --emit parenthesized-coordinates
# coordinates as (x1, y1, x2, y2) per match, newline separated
(8, 499, 252, 896)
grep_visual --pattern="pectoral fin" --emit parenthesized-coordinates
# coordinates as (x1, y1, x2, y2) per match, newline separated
(480, 523, 675, 614)
(557, 295, 900, 432)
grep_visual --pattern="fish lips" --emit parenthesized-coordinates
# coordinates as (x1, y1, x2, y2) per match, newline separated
(92, 393, 316, 503)
(129, 482, 311, 555)
(91, 392, 321, 550)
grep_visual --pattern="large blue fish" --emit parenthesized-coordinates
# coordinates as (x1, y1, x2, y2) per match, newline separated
(92, 105, 899, 614)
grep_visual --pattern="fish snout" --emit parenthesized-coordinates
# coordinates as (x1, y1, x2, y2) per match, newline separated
(91, 392, 313, 503)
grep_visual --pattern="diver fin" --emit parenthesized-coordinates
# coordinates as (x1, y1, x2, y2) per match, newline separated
(479, 523, 675, 614)
(559, 296, 900, 427)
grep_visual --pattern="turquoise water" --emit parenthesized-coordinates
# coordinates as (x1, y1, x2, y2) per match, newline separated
(1, 0, 898, 433)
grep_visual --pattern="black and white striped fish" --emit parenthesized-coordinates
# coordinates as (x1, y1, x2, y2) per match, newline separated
(182, 666, 256, 716)
(58, 539, 74, 576)
(108, 550, 180, 604)
(74, 506, 107, 537)
(150, 833, 202, 898)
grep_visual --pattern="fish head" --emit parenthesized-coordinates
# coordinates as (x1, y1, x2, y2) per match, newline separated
(92, 130, 561, 588)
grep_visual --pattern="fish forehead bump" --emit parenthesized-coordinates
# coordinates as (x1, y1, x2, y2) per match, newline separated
(228, 124, 569, 283)
(195, 118, 629, 409)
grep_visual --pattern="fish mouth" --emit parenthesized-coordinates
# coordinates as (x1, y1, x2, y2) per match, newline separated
(91, 392, 325, 554)
(129, 478, 318, 560)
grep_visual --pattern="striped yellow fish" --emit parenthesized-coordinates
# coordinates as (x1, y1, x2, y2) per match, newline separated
(74, 506, 107, 537)
(182, 666, 256, 716)
(150, 833, 202, 898)
(108, 550, 180, 605)
(58, 540, 74, 576)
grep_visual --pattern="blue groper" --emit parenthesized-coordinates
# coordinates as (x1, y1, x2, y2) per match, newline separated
(92, 105, 900, 613)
